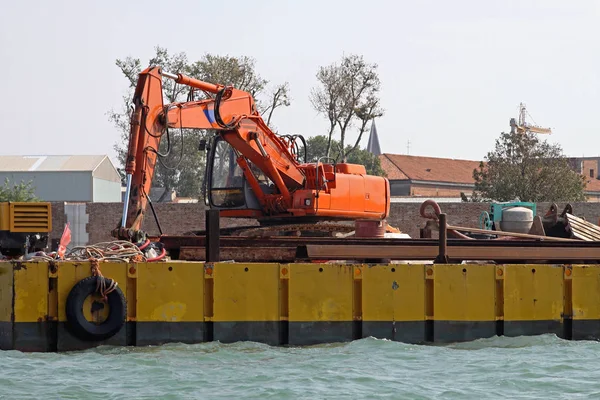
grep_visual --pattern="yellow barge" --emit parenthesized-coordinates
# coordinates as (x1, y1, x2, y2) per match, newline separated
(1, 260, 599, 352)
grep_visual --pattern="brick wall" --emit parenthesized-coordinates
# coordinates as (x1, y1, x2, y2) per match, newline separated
(50, 203, 258, 245)
(395, 201, 600, 239)
(48, 201, 600, 246)
(583, 160, 598, 179)
(386, 202, 491, 238)
(83, 203, 258, 244)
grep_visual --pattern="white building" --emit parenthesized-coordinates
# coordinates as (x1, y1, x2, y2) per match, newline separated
(0, 155, 122, 202)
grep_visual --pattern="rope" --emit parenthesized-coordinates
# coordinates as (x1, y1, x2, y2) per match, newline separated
(25, 240, 166, 305)
(27, 240, 148, 263)
(69, 241, 145, 262)
(90, 258, 118, 302)
(25, 253, 55, 262)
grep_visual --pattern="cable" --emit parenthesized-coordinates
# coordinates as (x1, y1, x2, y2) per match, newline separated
(143, 186, 164, 235)
(171, 81, 178, 103)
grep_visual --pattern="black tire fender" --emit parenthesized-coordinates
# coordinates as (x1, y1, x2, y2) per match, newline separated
(65, 276, 126, 342)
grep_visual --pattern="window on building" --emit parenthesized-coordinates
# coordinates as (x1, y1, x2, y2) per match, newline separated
(591, 169, 595, 178)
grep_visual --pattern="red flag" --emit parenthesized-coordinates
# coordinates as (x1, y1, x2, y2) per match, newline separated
(57, 222, 71, 259)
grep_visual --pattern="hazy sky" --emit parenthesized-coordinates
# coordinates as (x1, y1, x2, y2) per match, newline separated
(1, 0, 598, 168)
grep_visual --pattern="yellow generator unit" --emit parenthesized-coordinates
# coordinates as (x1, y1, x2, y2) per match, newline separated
(0, 202, 52, 257)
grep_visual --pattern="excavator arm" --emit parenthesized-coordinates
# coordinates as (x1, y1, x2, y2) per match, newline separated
(113, 66, 306, 241)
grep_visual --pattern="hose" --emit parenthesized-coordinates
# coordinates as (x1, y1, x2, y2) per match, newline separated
(137, 239, 150, 251)
(214, 87, 237, 129)
(153, 107, 185, 171)
(279, 134, 307, 163)
(296, 134, 307, 163)
(147, 247, 166, 262)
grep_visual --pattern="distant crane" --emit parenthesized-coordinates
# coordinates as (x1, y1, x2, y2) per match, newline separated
(509, 102, 552, 135)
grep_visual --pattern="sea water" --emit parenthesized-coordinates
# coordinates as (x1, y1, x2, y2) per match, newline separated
(1, 335, 599, 399)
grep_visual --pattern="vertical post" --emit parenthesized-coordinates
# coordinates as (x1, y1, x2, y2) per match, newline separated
(435, 213, 448, 263)
(206, 209, 220, 262)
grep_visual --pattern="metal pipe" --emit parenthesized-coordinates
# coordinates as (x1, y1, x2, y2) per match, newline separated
(254, 136, 268, 157)
(121, 173, 132, 228)
(161, 70, 179, 80)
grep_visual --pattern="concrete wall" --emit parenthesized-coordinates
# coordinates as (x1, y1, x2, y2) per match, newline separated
(389, 180, 474, 198)
(0, 171, 92, 202)
(64, 203, 89, 247)
(408, 184, 470, 198)
(92, 178, 121, 202)
(47, 201, 600, 247)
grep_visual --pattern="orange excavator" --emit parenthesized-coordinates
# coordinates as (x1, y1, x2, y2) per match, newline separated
(113, 66, 390, 242)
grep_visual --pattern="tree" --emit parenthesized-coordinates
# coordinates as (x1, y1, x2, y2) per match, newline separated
(0, 178, 39, 202)
(471, 131, 586, 202)
(108, 46, 291, 200)
(310, 54, 383, 162)
(301, 135, 386, 177)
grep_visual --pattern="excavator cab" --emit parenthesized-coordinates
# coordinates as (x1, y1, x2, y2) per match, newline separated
(205, 136, 275, 211)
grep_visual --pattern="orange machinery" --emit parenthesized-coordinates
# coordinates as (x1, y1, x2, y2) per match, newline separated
(114, 66, 390, 241)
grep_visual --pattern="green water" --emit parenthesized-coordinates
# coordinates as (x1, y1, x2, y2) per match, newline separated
(1, 335, 599, 399)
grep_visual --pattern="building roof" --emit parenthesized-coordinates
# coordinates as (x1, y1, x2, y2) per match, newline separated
(380, 153, 482, 184)
(0, 155, 111, 172)
(366, 120, 381, 156)
(380, 152, 600, 199)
